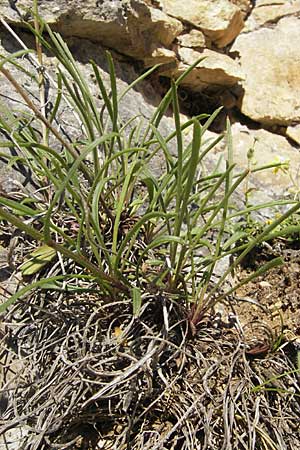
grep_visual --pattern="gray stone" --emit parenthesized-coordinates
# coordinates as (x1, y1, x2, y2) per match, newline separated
(222, 123, 300, 201)
(245, 0, 300, 31)
(231, 17, 300, 126)
(0, 0, 183, 60)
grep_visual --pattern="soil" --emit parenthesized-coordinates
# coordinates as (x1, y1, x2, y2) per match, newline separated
(235, 246, 300, 350)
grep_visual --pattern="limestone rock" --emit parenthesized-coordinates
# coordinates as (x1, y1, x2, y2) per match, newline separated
(160, 0, 244, 47)
(0, 0, 183, 60)
(167, 48, 244, 90)
(231, 17, 300, 126)
(286, 124, 300, 146)
(1, 0, 299, 206)
(228, 124, 300, 200)
(136, 5, 183, 49)
(142, 47, 177, 67)
(229, 0, 252, 17)
(176, 30, 208, 49)
(0, 29, 180, 178)
(211, 123, 300, 204)
(245, 0, 300, 31)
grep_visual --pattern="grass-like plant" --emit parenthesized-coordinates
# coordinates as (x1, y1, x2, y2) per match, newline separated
(0, 16, 299, 329)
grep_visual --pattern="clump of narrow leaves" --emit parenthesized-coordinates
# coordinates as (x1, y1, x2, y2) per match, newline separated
(0, 19, 299, 319)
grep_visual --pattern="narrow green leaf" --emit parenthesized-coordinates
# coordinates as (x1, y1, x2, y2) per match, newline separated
(119, 64, 161, 101)
(0, 206, 129, 293)
(20, 245, 57, 275)
(0, 197, 42, 216)
(0, 274, 94, 313)
(115, 211, 172, 270)
(135, 234, 184, 280)
(43, 133, 117, 242)
(208, 201, 300, 301)
(132, 287, 142, 317)
(0, 49, 34, 68)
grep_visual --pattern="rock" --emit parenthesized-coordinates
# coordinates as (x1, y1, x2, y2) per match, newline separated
(0, 27, 182, 179)
(222, 123, 300, 201)
(0, 426, 29, 449)
(0, 0, 183, 60)
(160, 0, 244, 47)
(231, 17, 300, 126)
(176, 29, 208, 49)
(286, 124, 300, 146)
(142, 47, 177, 67)
(220, 90, 238, 109)
(167, 48, 244, 90)
(245, 0, 300, 31)
(229, 0, 252, 17)
(129, 4, 183, 53)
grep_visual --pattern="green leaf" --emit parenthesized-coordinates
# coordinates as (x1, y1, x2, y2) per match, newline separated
(20, 245, 57, 275)
(0, 49, 34, 69)
(0, 197, 42, 216)
(132, 287, 142, 317)
(222, 230, 248, 250)
(0, 274, 94, 313)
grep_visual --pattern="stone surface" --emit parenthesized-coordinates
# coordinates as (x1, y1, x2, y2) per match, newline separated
(1, 0, 300, 132)
(168, 48, 244, 90)
(0, 426, 29, 449)
(160, 0, 244, 47)
(231, 16, 300, 126)
(0, 0, 183, 60)
(230, 0, 252, 17)
(142, 47, 176, 67)
(176, 29, 208, 49)
(0, 28, 181, 177)
(245, 0, 300, 31)
(222, 123, 300, 201)
(287, 124, 300, 146)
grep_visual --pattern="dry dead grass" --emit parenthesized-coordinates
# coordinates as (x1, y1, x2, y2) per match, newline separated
(1, 278, 300, 449)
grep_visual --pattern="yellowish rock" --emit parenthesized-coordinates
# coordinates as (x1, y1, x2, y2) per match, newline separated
(160, 0, 244, 47)
(286, 124, 300, 146)
(245, 0, 300, 31)
(168, 48, 244, 89)
(0, 0, 183, 59)
(143, 6, 184, 48)
(231, 16, 300, 125)
(176, 30, 208, 49)
(143, 48, 177, 67)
